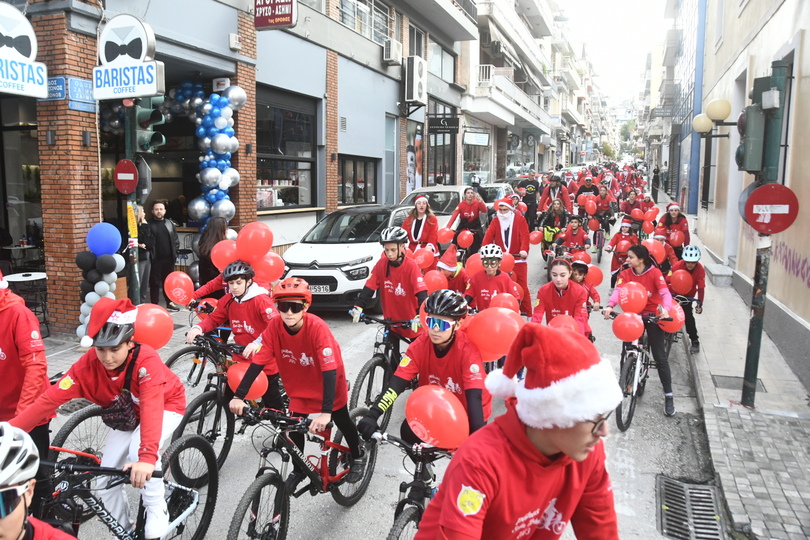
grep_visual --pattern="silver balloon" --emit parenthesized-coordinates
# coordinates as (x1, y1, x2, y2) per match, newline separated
(214, 116, 228, 130)
(188, 261, 200, 283)
(227, 118, 234, 127)
(169, 88, 176, 99)
(94, 281, 110, 296)
(210, 133, 231, 155)
(221, 86, 247, 110)
(195, 117, 203, 126)
(76, 324, 87, 338)
(229, 136, 240, 154)
(104, 292, 116, 299)
(221, 167, 241, 188)
(219, 179, 231, 190)
(113, 253, 126, 273)
(220, 106, 233, 119)
(80, 302, 92, 316)
(188, 197, 212, 220)
(109, 118, 121, 129)
(211, 199, 236, 221)
(200, 167, 222, 187)
(202, 103, 213, 115)
(191, 97, 203, 109)
(197, 138, 210, 152)
(226, 228, 238, 241)
(192, 232, 202, 256)
(164, 111, 174, 123)
(102, 273, 117, 285)
(85, 291, 101, 306)
(188, 112, 197, 122)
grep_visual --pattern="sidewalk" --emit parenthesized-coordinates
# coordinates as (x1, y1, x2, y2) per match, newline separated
(681, 214, 810, 539)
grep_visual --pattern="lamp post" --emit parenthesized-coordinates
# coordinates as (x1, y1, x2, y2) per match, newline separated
(692, 99, 735, 208)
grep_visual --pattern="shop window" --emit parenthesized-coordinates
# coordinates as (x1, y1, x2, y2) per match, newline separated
(409, 25, 424, 58)
(462, 135, 491, 185)
(339, 0, 391, 44)
(428, 39, 455, 83)
(338, 156, 378, 205)
(427, 101, 455, 185)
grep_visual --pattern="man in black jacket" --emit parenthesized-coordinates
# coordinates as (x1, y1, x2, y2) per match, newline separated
(147, 200, 180, 310)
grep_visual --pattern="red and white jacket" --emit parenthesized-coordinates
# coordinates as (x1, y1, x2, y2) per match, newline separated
(531, 281, 590, 335)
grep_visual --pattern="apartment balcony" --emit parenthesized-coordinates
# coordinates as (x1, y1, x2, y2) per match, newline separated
(464, 64, 552, 133)
(561, 100, 584, 126)
(404, 0, 478, 41)
(514, 0, 554, 38)
(663, 28, 680, 67)
(551, 28, 574, 55)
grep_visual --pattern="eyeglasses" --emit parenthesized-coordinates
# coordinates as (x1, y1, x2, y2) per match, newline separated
(588, 411, 613, 434)
(276, 301, 306, 314)
(482, 258, 500, 267)
(425, 316, 453, 331)
(0, 482, 28, 518)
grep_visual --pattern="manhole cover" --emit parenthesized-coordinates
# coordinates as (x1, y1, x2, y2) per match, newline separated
(656, 476, 726, 539)
(711, 374, 766, 392)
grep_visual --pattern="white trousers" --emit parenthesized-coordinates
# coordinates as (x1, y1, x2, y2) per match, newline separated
(97, 411, 183, 530)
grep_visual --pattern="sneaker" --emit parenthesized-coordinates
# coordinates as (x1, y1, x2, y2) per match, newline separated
(166, 302, 181, 312)
(144, 503, 170, 539)
(690, 341, 700, 354)
(591, 245, 598, 253)
(346, 448, 366, 484)
(664, 396, 676, 417)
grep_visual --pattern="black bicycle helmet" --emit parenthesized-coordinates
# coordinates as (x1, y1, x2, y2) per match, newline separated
(550, 174, 562, 184)
(425, 289, 468, 320)
(223, 260, 255, 281)
(379, 226, 409, 245)
(93, 322, 135, 347)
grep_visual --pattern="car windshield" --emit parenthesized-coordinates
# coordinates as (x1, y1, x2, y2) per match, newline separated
(302, 209, 391, 244)
(477, 186, 503, 204)
(400, 191, 460, 214)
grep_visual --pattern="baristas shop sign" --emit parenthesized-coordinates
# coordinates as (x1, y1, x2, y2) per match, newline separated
(93, 14, 164, 101)
(0, 3, 47, 98)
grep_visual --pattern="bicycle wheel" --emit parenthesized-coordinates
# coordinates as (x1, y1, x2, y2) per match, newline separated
(615, 353, 639, 432)
(172, 390, 234, 470)
(165, 346, 219, 401)
(595, 230, 604, 264)
(49, 404, 107, 462)
(349, 354, 393, 431)
(161, 434, 218, 540)
(386, 506, 421, 540)
(329, 407, 378, 507)
(226, 472, 289, 540)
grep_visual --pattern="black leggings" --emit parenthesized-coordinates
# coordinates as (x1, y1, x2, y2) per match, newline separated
(288, 405, 363, 461)
(645, 321, 673, 394)
(225, 372, 285, 411)
(28, 422, 50, 519)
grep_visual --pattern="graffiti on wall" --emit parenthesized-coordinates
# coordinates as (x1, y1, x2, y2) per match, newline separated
(772, 240, 810, 289)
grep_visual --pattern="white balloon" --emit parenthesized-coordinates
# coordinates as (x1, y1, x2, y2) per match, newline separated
(104, 292, 116, 299)
(227, 118, 234, 127)
(79, 314, 86, 324)
(221, 167, 241, 187)
(226, 228, 238, 241)
(80, 302, 92, 316)
(109, 281, 117, 292)
(220, 106, 233, 119)
(113, 253, 126, 273)
(85, 292, 101, 306)
(219, 179, 231, 190)
(195, 117, 203, 126)
(214, 116, 228, 130)
(103, 272, 117, 284)
(229, 136, 240, 154)
(211, 133, 231, 154)
(94, 281, 110, 296)
(76, 324, 87, 338)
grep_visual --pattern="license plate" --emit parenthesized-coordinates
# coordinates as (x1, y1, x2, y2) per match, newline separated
(310, 285, 331, 293)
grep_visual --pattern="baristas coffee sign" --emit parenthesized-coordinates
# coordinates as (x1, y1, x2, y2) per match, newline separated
(0, 3, 47, 98)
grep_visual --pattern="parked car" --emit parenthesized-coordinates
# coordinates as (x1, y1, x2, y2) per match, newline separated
(281, 205, 410, 310)
(400, 183, 514, 229)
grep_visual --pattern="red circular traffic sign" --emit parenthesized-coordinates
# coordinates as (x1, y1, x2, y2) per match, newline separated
(744, 184, 799, 235)
(114, 159, 139, 195)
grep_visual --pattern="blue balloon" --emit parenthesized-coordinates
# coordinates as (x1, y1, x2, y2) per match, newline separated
(225, 160, 231, 167)
(209, 94, 220, 105)
(223, 127, 235, 137)
(199, 162, 206, 170)
(207, 127, 219, 138)
(182, 81, 192, 89)
(205, 191, 218, 203)
(202, 116, 214, 128)
(217, 162, 228, 172)
(217, 159, 228, 169)
(210, 107, 221, 118)
(195, 126, 207, 138)
(195, 90, 205, 98)
(223, 194, 230, 200)
(206, 149, 214, 156)
(215, 190, 226, 200)
(224, 152, 232, 160)
(218, 97, 230, 108)
(86, 222, 122, 256)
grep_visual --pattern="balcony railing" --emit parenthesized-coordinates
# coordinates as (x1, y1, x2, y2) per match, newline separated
(476, 64, 552, 131)
(455, 0, 477, 21)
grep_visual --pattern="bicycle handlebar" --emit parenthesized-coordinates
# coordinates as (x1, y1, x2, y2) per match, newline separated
(41, 460, 163, 478)
(604, 310, 672, 323)
(371, 432, 453, 459)
(242, 407, 332, 432)
(358, 313, 413, 329)
(192, 334, 245, 355)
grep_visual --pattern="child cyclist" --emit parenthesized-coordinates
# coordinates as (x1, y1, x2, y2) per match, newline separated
(571, 260, 601, 315)
(11, 298, 186, 538)
(230, 278, 366, 482)
(357, 289, 491, 443)
(436, 245, 470, 295)
(463, 244, 520, 312)
(531, 259, 591, 337)
(184, 260, 284, 409)
(668, 245, 706, 354)
(605, 217, 640, 288)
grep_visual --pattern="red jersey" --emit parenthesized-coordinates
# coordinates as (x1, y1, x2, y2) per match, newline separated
(668, 260, 706, 303)
(364, 255, 428, 339)
(253, 313, 348, 414)
(609, 266, 673, 313)
(663, 215, 690, 245)
(394, 331, 491, 422)
(579, 281, 601, 307)
(620, 199, 643, 215)
(12, 345, 186, 464)
(446, 266, 471, 295)
(538, 185, 573, 213)
(464, 270, 520, 311)
(482, 214, 530, 258)
(594, 194, 614, 212)
(607, 232, 640, 273)
(662, 242, 678, 268)
(639, 199, 655, 212)
(28, 517, 77, 540)
(414, 398, 619, 540)
(556, 227, 589, 251)
(449, 200, 487, 230)
(0, 290, 48, 422)
(402, 214, 440, 253)
(531, 281, 590, 335)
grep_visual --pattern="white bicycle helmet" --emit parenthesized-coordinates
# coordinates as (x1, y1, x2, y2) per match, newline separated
(0, 422, 39, 488)
(479, 244, 503, 259)
(682, 245, 701, 262)
(379, 226, 409, 245)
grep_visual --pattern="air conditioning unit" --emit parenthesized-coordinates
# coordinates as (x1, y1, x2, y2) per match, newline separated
(404, 56, 428, 105)
(382, 38, 402, 66)
(491, 41, 504, 58)
(480, 31, 492, 47)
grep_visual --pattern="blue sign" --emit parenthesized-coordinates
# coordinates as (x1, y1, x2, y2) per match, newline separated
(40, 77, 65, 101)
(68, 101, 97, 113)
(68, 77, 94, 103)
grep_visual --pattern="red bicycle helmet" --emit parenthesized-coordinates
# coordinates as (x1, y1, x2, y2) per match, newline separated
(273, 277, 312, 304)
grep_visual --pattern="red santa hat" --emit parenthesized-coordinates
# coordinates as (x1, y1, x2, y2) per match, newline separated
(496, 197, 515, 211)
(667, 202, 680, 211)
(414, 195, 428, 205)
(486, 323, 621, 429)
(621, 217, 633, 227)
(0, 269, 7, 290)
(80, 297, 138, 348)
(437, 244, 459, 272)
(653, 226, 668, 239)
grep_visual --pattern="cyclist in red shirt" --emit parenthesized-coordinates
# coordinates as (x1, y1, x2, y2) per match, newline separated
(571, 260, 601, 315)
(554, 215, 591, 254)
(449, 188, 487, 256)
(661, 202, 690, 258)
(538, 174, 572, 213)
(483, 198, 531, 315)
(464, 244, 521, 311)
(668, 245, 706, 354)
(531, 259, 590, 336)
(436, 245, 470, 295)
(415, 324, 621, 540)
(619, 189, 643, 216)
(653, 227, 679, 274)
(605, 218, 640, 288)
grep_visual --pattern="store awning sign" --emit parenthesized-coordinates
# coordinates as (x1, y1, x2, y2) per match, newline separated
(255, 0, 299, 30)
(93, 14, 164, 100)
(0, 3, 47, 98)
(429, 117, 459, 134)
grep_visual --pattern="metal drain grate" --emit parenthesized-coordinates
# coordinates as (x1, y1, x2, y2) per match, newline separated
(711, 374, 766, 392)
(656, 476, 726, 540)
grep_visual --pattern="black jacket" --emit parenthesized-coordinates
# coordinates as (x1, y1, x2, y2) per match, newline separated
(148, 218, 179, 261)
(138, 222, 155, 262)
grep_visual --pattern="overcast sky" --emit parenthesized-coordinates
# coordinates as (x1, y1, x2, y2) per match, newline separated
(559, 0, 669, 104)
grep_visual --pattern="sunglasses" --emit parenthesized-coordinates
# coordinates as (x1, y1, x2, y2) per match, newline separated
(588, 411, 613, 434)
(0, 482, 28, 518)
(276, 301, 306, 314)
(425, 316, 454, 331)
(482, 259, 500, 267)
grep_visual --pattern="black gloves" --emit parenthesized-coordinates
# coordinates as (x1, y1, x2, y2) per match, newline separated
(357, 408, 383, 440)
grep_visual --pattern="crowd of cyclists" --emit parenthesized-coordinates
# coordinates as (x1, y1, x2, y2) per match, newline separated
(0, 160, 709, 540)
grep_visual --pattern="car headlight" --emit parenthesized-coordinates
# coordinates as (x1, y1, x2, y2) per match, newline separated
(342, 266, 369, 280)
(344, 256, 373, 267)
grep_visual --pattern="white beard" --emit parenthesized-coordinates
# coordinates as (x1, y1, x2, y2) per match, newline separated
(497, 211, 514, 231)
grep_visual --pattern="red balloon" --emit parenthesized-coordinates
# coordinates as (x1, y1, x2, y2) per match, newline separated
(577, 194, 587, 206)
(616, 240, 632, 254)
(630, 208, 645, 221)
(588, 218, 601, 232)
(466, 307, 525, 360)
(613, 312, 645, 342)
(253, 251, 285, 283)
(584, 265, 603, 286)
(585, 200, 597, 215)
(644, 208, 659, 221)
(423, 270, 449, 293)
(227, 362, 269, 400)
(571, 251, 591, 264)
(517, 202, 528, 213)
(457, 230, 474, 248)
(211, 240, 238, 271)
(669, 230, 685, 247)
(413, 248, 435, 269)
(618, 282, 648, 314)
(490, 292, 519, 313)
(500, 253, 515, 273)
(196, 297, 219, 320)
(642, 239, 666, 265)
(404, 248, 414, 259)
(642, 220, 655, 234)
(164, 271, 194, 305)
(659, 303, 686, 333)
(133, 304, 173, 349)
(405, 385, 470, 449)
(529, 231, 543, 245)
(549, 314, 580, 333)
(437, 228, 455, 244)
(236, 222, 274, 262)
(669, 269, 694, 295)
(465, 253, 484, 276)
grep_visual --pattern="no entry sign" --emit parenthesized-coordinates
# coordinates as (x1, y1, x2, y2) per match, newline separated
(114, 159, 139, 195)
(744, 183, 799, 235)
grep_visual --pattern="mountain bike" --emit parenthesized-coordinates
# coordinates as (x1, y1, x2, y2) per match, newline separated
(349, 314, 415, 432)
(588, 212, 612, 264)
(164, 323, 235, 403)
(371, 432, 453, 540)
(663, 295, 699, 358)
(226, 407, 378, 540)
(41, 434, 217, 540)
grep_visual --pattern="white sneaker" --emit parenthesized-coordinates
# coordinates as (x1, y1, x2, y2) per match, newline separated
(144, 503, 170, 539)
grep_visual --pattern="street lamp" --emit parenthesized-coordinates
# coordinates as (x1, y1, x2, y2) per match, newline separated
(692, 98, 735, 208)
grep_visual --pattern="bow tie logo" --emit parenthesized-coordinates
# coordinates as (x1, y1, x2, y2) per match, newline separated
(0, 32, 31, 59)
(104, 38, 142, 63)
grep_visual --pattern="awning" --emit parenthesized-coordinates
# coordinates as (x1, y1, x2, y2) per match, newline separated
(488, 21, 520, 68)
